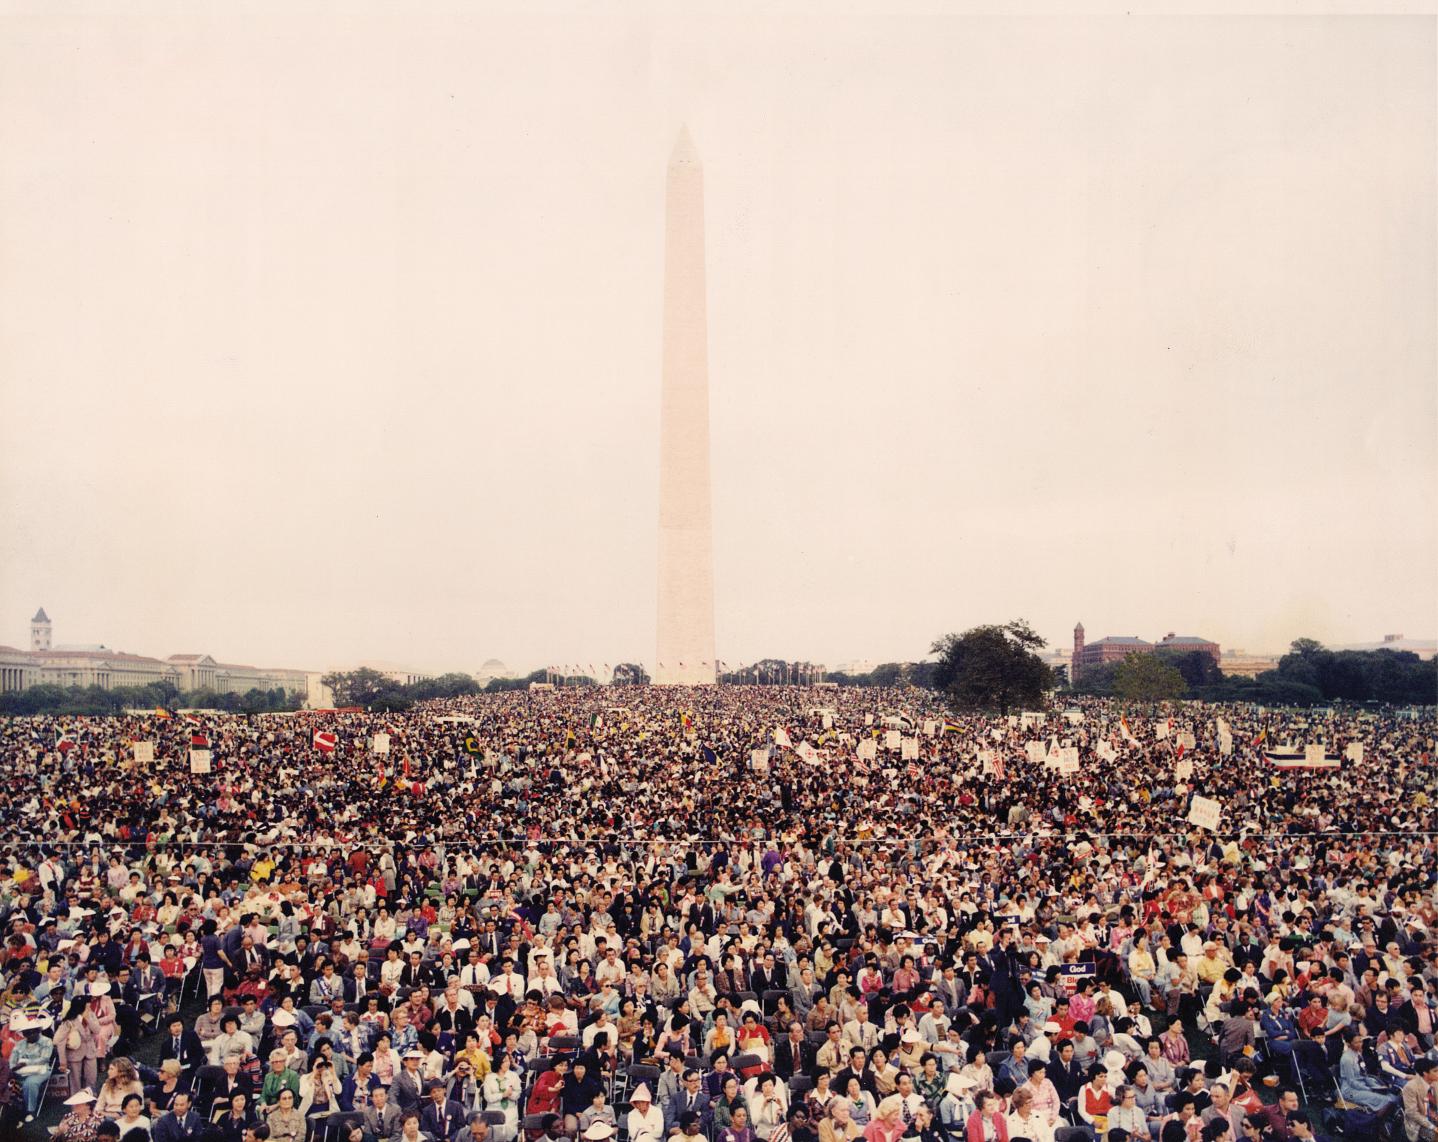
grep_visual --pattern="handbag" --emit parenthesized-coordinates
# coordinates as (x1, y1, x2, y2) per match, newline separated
(66, 1026, 82, 1051)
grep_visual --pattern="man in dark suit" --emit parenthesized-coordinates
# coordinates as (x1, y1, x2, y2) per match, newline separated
(419, 1080, 467, 1140)
(750, 953, 788, 995)
(773, 1024, 815, 1081)
(159, 1016, 207, 1079)
(152, 1091, 206, 1142)
(663, 1071, 712, 1135)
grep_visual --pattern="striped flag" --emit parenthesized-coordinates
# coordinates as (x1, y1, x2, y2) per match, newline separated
(154, 706, 175, 720)
(183, 713, 202, 727)
(313, 730, 337, 753)
(190, 733, 210, 749)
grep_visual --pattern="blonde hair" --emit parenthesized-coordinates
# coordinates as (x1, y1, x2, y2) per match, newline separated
(875, 1095, 905, 1121)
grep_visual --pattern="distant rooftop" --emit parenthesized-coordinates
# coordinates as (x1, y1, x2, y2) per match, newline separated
(32, 607, 50, 623)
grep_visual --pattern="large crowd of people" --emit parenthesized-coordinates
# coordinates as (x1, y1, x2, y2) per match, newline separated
(0, 686, 1434, 1142)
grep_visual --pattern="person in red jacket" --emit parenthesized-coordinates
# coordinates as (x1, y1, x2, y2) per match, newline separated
(964, 1091, 1009, 1142)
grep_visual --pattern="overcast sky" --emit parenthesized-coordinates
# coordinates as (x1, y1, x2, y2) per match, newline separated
(1, 2, 1434, 675)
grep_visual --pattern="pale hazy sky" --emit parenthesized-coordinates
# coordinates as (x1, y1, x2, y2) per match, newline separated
(1, 2, 1434, 675)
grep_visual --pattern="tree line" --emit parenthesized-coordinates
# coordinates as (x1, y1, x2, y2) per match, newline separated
(0, 680, 303, 717)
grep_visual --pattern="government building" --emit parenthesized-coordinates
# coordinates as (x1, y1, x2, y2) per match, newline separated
(0, 608, 313, 700)
(1070, 622, 1221, 681)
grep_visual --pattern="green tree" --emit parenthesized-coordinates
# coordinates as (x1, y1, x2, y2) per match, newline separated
(320, 667, 408, 708)
(1156, 650, 1224, 690)
(1113, 653, 1187, 701)
(931, 620, 1051, 715)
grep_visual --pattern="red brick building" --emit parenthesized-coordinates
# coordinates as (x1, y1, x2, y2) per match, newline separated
(1071, 623, 1220, 681)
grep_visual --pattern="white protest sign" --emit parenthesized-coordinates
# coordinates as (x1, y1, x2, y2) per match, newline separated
(132, 741, 155, 764)
(884, 730, 901, 751)
(774, 727, 793, 748)
(1021, 712, 1044, 729)
(822, 715, 833, 730)
(189, 749, 212, 774)
(979, 749, 996, 773)
(990, 728, 1004, 740)
(1175, 758, 1194, 781)
(857, 739, 877, 761)
(1057, 747, 1080, 774)
(1096, 740, 1116, 761)
(1178, 731, 1196, 750)
(372, 733, 391, 755)
(1187, 795, 1222, 831)
(923, 720, 938, 738)
(1154, 721, 1170, 739)
(1218, 732, 1233, 757)
(864, 714, 874, 726)
(901, 736, 920, 761)
(1026, 741, 1047, 764)
(1062, 711, 1085, 725)
(751, 749, 770, 773)
(1345, 742, 1363, 763)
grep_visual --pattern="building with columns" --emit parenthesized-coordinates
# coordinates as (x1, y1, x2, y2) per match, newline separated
(0, 609, 310, 700)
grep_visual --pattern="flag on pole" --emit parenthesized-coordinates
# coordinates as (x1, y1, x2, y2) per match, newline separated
(183, 713, 202, 727)
(942, 720, 961, 735)
(154, 706, 175, 720)
(313, 730, 337, 753)
(774, 727, 793, 748)
(1120, 715, 1137, 744)
(463, 737, 483, 755)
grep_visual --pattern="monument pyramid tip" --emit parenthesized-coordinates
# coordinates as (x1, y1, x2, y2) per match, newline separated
(670, 125, 700, 165)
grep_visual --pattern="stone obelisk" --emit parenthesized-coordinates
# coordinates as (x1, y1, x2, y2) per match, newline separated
(655, 127, 717, 686)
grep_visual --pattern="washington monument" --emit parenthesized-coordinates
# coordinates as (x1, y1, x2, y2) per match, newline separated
(655, 128, 717, 686)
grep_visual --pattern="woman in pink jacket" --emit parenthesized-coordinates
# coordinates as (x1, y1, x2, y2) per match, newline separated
(55, 997, 104, 1096)
(964, 1092, 1009, 1142)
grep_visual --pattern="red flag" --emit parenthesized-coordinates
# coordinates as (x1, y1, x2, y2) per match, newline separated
(1175, 742, 1186, 760)
(313, 730, 337, 753)
(994, 754, 1007, 781)
(402, 757, 411, 778)
(190, 733, 210, 749)
(183, 713, 202, 726)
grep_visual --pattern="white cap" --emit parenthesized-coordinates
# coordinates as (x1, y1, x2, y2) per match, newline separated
(87, 981, 111, 996)
(272, 1010, 297, 1027)
(65, 1090, 98, 1105)
(584, 1125, 615, 1140)
(1042, 1021, 1062, 1033)
(452, 939, 471, 951)
(632, 1084, 652, 1102)
(945, 1073, 975, 1096)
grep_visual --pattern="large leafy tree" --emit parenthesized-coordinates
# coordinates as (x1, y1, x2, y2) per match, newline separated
(931, 620, 1051, 715)
(1113, 652, 1187, 701)
(610, 663, 651, 686)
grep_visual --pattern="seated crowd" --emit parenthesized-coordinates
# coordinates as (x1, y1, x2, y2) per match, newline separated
(0, 690, 1432, 1142)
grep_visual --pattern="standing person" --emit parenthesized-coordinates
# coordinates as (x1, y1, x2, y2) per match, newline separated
(57, 996, 103, 1097)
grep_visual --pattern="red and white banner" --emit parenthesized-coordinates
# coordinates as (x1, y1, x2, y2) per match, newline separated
(313, 730, 338, 753)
